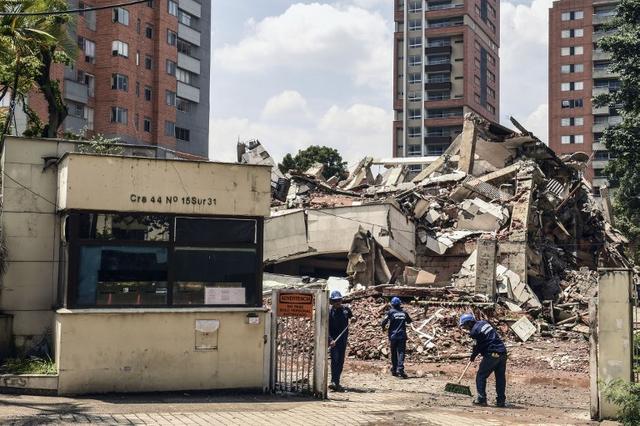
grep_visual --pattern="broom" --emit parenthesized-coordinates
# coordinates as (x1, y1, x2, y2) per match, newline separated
(444, 360, 473, 396)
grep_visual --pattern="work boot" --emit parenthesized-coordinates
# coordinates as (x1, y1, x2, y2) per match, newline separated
(329, 383, 337, 391)
(472, 398, 488, 406)
(496, 401, 507, 408)
(398, 371, 408, 379)
(334, 383, 344, 392)
(390, 368, 397, 376)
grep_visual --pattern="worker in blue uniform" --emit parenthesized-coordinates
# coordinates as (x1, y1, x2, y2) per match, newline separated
(459, 313, 508, 407)
(328, 290, 353, 391)
(381, 297, 412, 379)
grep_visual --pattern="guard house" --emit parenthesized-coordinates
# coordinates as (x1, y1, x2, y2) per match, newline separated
(0, 136, 271, 394)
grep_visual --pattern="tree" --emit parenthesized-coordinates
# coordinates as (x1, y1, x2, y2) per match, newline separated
(595, 0, 640, 261)
(278, 145, 348, 180)
(0, 0, 75, 143)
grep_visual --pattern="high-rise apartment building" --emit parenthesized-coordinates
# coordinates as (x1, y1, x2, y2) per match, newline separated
(549, 0, 618, 190)
(393, 0, 500, 166)
(29, 0, 211, 158)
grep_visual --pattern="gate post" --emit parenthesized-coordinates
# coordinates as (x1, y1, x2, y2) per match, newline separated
(269, 289, 280, 393)
(592, 268, 633, 420)
(313, 289, 329, 398)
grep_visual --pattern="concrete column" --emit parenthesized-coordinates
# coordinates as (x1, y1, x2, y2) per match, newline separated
(458, 119, 478, 174)
(593, 268, 633, 420)
(475, 238, 497, 299)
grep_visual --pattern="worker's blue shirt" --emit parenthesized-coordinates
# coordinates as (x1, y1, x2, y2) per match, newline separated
(381, 307, 413, 341)
(329, 305, 353, 345)
(470, 320, 506, 358)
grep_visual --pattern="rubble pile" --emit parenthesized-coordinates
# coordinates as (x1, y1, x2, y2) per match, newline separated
(242, 112, 632, 364)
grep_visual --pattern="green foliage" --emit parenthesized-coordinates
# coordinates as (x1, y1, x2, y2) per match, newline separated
(602, 379, 640, 425)
(0, 357, 56, 375)
(0, 0, 76, 139)
(77, 134, 124, 155)
(595, 0, 640, 262)
(278, 145, 347, 180)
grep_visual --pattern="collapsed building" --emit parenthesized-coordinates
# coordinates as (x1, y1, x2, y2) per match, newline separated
(239, 113, 633, 360)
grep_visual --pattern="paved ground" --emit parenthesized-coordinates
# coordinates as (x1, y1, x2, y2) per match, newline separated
(0, 360, 600, 425)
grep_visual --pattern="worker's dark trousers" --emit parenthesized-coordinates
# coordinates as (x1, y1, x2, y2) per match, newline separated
(476, 352, 507, 403)
(330, 341, 347, 386)
(390, 338, 407, 373)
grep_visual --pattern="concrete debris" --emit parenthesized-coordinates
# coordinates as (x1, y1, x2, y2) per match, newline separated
(252, 112, 632, 349)
(510, 316, 537, 342)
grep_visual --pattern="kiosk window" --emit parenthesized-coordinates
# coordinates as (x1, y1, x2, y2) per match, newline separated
(67, 212, 262, 308)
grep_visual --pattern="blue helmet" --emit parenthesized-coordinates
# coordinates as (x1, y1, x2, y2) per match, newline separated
(330, 290, 343, 301)
(391, 297, 401, 306)
(459, 313, 476, 327)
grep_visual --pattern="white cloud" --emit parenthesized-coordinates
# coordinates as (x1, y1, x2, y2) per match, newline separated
(522, 103, 549, 143)
(214, 3, 392, 90)
(500, 0, 553, 141)
(210, 99, 393, 167)
(261, 90, 311, 121)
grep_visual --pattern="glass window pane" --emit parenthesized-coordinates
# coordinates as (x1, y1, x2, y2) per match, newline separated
(77, 214, 170, 241)
(77, 246, 168, 306)
(172, 248, 258, 306)
(175, 218, 256, 244)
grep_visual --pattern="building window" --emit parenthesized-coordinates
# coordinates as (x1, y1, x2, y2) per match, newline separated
(561, 28, 584, 38)
(135, 81, 140, 97)
(408, 18, 421, 31)
(144, 86, 152, 101)
(145, 55, 153, 70)
(112, 40, 129, 58)
(110, 107, 128, 124)
(112, 7, 129, 25)
(165, 121, 176, 136)
(69, 102, 84, 118)
(561, 63, 584, 73)
(427, 55, 449, 65)
(143, 117, 151, 133)
(111, 73, 129, 91)
(561, 81, 584, 91)
(168, 0, 178, 16)
(136, 18, 141, 34)
(408, 37, 422, 48)
(79, 37, 96, 63)
(136, 51, 140, 66)
(145, 25, 154, 39)
(85, 107, 94, 130)
(178, 10, 194, 27)
(407, 127, 421, 137)
(176, 97, 191, 112)
(147, 0, 154, 7)
(166, 60, 176, 75)
(561, 10, 584, 21)
(407, 144, 421, 156)
(408, 1, 422, 12)
(167, 30, 177, 46)
(561, 99, 584, 108)
(561, 46, 584, 56)
(427, 37, 451, 47)
(408, 72, 421, 84)
(560, 117, 584, 126)
(177, 39, 194, 55)
(166, 90, 176, 106)
(66, 213, 261, 308)
(176, 68, 192, 84)
(175, 127, 190, 141)
(408, 108, 421, 119)
(561, 134, 584, 144)
(408, 55, 422, 66)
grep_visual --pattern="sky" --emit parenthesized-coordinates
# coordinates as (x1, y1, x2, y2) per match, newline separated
(209, 0, 553, 166)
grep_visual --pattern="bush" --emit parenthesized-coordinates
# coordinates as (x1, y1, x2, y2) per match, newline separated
(602, 379, 640, 425)
(0, 357, 57, 375)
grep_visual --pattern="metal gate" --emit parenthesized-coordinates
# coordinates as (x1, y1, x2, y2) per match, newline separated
(268, 289, 329, 398)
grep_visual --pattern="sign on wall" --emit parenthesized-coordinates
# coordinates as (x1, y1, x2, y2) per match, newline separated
(277, 292, 314, 319)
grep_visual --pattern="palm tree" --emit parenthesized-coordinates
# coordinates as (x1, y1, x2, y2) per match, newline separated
(0, 0, 76, 142)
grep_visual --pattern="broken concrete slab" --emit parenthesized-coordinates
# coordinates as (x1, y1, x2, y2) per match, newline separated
(457, 198, 510, 231)
(511, 316, 537, 342)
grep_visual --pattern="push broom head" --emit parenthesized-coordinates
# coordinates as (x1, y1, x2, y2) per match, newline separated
(444, 382, 473, 396)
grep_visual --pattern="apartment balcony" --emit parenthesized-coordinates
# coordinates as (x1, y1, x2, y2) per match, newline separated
(179, 23, 201, 47)
(593, 142, 607, 151)
(593, 68, 616, 78)
(425, 45, 452, 55)
(592, 30, 616, 42)
(177, 81, 200, 103)
(592, 14, 615, 25)
(178, 53, 201, 75)
(63, 115, 87, 133)
(63, 79, 89, 104)
(179, 0, 202, 17)
(425, 63, 452, 73)
(593, 86, 611, 96)
(592, 123, 607, 133)
(592, 116, 621, 133)
(593, 177, 609, 188)
(592, 104, 610, 115)
(593, 50, 612, 61)
(425, 81, 452, 91)
(427, 20, 464, 29)
(424, 135, 452, 144)
(593, 159, 610, 169)
(426, 3, 464, 11)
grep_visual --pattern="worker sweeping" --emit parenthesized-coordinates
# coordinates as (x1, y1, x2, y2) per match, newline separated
(381, 297, 412, 379)
(328, 290, 353, 391)
(459, 313, 508, 407)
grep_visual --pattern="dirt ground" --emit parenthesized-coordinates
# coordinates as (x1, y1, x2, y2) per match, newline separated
(335, 336, 594, 425)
